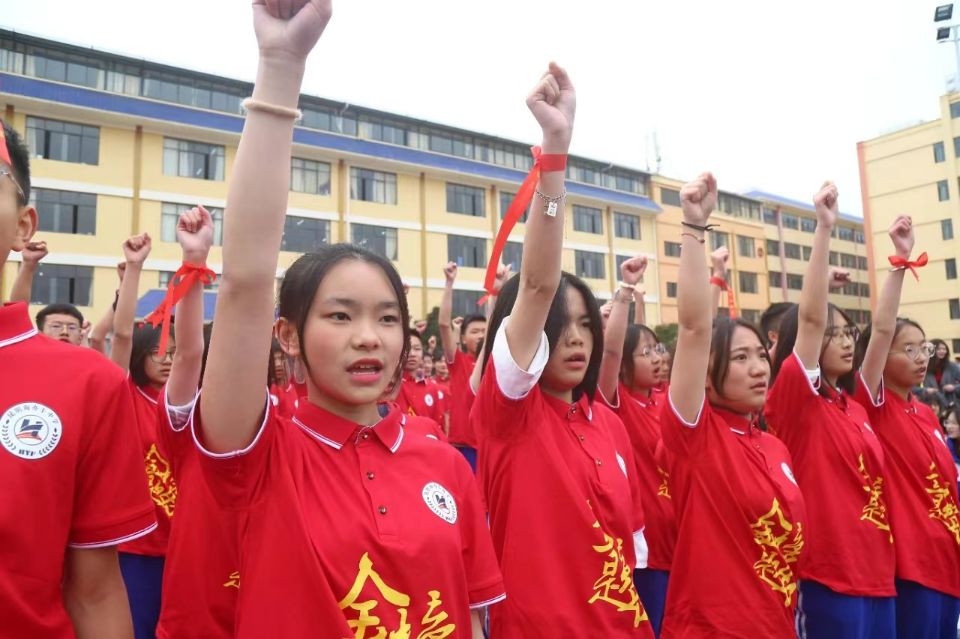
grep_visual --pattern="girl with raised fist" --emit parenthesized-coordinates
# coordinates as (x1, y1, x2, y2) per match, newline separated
(659, 172, 806, 638)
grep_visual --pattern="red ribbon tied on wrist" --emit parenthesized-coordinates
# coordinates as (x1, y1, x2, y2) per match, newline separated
(144, 262, 217, 354)
(888, 252, 928, 281)
(710, 276, 738, 319)
(478, 146, 568, 306)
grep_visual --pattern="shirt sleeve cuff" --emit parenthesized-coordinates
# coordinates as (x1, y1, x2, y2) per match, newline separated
(791, 349, 821, 393)
(667, 391, 704, 428)
(600, 386, 620, 410)
(633, 528, 648, 570)
(191, 388, 272, 459)
(859, 371, 885, 407)
(164, 388, 198, 433)
(491, 315, 549, 401)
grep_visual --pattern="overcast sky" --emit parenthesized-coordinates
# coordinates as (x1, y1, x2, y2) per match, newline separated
(3, 0, 954, 216)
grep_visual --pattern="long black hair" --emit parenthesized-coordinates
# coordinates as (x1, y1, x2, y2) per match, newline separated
(771, 304, 857, 395)
(277, 243, 412, 392)
(130, 324, 166, 388)
(621, 324, 660, 387)
(929, 338, 951, 375)
(708, 317, 769, 399)
(480, 272, 604, 402)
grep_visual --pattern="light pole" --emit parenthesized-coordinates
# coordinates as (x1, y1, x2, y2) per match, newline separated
(936, 4, 960, 91)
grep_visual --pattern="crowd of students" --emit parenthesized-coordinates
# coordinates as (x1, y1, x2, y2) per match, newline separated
(2, 2, 960, 638)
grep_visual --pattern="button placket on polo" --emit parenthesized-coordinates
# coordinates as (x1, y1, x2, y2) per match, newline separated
(356, 436, 398, 539)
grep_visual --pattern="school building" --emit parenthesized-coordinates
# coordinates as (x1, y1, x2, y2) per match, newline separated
(0, 28, 868, 333)
(859, 93, 960, 353)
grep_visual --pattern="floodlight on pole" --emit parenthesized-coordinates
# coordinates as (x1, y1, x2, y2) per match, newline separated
(936, 4, 955, 22)
(936, 5, 960, 93)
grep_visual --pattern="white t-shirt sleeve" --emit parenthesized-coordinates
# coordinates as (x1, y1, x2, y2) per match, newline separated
(491, 315, 550, 401)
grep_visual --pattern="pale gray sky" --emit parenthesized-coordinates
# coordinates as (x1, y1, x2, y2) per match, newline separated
(3, 0, 953, 215)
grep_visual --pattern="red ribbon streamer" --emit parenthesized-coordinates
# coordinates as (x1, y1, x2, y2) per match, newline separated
(144, 262, 216, 354)
(710, 276, 738, 319)
(888, 252, 928, 281)
(478, 146, 568, 306)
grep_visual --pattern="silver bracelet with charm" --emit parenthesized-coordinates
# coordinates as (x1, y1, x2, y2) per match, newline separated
(534, 188, 566, 217)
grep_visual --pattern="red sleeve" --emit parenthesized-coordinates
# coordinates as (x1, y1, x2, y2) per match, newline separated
(156, 389, 197, 473)
(853, 372, 887, 422)
(191, 389, 277, 510)
(70, 367, 157, 547)
(765, 352, 821, 438)
(659, 392, 709, 460)
(454, 453, 506, 608)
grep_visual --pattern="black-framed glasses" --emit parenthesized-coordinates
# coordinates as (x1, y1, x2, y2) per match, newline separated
(824, 325, 860, 345)
(0, 169, 25, 204)
(892, 342, 935, 361)
(149, 348, 176, 363)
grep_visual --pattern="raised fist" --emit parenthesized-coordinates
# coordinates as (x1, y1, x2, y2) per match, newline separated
(888, 215, 914, 259)
(451, 316, 464, 330)
(116, 262, 126, 282)
(493, 263, 512, 293)
(123, 233, 152, 265)
(22, 240, 48, 266)
(813, 181, 839, 229)
(414, 319, 428, 333)
(526, 62, 576, 154)
(443, 262, 458, 283)
(710, 246, 730, 276)
(680, 172, 717, 227)
(828, 267, 851, 291)
(177, 205, 215, 263)
(619, 256, 648, 285)
(253, 0, 332, 63)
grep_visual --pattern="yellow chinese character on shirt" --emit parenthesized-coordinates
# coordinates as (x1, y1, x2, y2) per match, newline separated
(587, 520, 648, 628)
(751, 498, 803, 607)
(145, 443, 177, 517)
(223, 570, 240, 589)
(656, 466, 671, 500)
(857, 454, 892, 542)
(925, 462, 960, 545)
(338, 552, 455, 639)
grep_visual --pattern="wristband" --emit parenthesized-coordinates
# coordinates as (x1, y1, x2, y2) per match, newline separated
(681, 221, 718, 233)
(241, 98, 303, 120)
(681, 232, 705, 244)
(709, 276, 728, 291)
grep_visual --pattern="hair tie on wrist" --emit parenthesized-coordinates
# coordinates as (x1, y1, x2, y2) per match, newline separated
(681, 221, 718, 233)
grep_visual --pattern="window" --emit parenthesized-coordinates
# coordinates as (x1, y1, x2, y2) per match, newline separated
(26, 116, 99, 165)
(948, 259, 958, 280)
(736, 235, 755, 258)
(951, 299, 960, 320)
(841, 282, 859, 296)
(660, 188, 681, 207)
(739, 272, 758, 294)
(614, 212, 640, 240)
(741, 309, 760, 324)
(763, 208, 778, 225)
(29, 54, 102, 88)
(666, 282, 678, 298)
(446, 183, 485, 217)
(500, 191, 527, 223)
(829, 251, 839, 266)
(857, 256, 868, 270)
(350, 168, 397, 204)
(859, 283, 870, 297)
(954, 137, 960, 159)
(781, 214, 799, 230)
(573, 205, 603, 234)
(163, 138, 224, 180)
(710, 232, 729, 251)
(800, 217, 816, 233)
(784, 243, 801, 260)
(936, 141, 947, 163)
(943, 219, 955, 240)
(575, 250, 606, 279)
(33, 189, 96, 235)
(766, 239, 780, 257)
(290, 158, 331, 195)
(452, 290, 484, 317)
(664, 241, 682, 258)
(448, 235, 486, 268)
(939, 180, 950, 202)
(359, 119, 407, 145)
(854, 230, 865, 244)
(802, 246, 812, 261)
(161, 203, 223, 245)
(769, 271, 783, 287)
(502, 241, 523, 271)
(952, 102, 960, 118)
(30, 264, 92, 306)
(786, 274, 803, 290)
(841, 253, 857, 269)
(350, 223, 397, 260)
(281, 216, 330, 253)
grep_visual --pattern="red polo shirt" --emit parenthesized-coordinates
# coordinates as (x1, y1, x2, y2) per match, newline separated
(660, 396, 806, 639)
(396, 374, 448, 427)
(402, 413, 448, 442)
(0, 302, 156, 639)
(447, 350, 478, 447)
(604, 383, 675, 571)
(764, 353, 894, 596)
(270, 383, 298, 419)
(652, 439, 678, 567)
(193, 396, 504, 638)
(156, 392, 239, 639)
(471, 318, 653, 638)
(853, 375, 960, 597)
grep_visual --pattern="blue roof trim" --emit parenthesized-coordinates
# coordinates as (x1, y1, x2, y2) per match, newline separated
(136, 289, 218, 322)
(742, 189, 862, 223)
(1, 73, 661, 213)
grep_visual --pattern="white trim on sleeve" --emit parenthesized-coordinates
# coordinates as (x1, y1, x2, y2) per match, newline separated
(600, 386, 620, 410)
(191, 389, 272, 459)
(68, 522, 159, 549)
(164, 387, 198, 433)
(667, 391, 703, 428)
(491, 315, 549, 401)
(469, 593, 507, 609)
(790, 350, 821, 395)
(858, 371, 885, 408)
(633, 528, 649, 569)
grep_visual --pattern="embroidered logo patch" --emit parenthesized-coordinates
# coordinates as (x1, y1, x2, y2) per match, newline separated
(422, 482, 457, 524)
(781, 462, 798, 487)
(616, 452, 628, 478)
(0, 403, 62, 460)
(424, 393, 434, 407)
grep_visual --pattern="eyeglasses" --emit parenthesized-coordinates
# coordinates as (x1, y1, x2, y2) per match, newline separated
(149, 348, 177, 363)
(824, 325, 860, 345)
(892, 342, 935, 361)
(46, 322, 80, 333)
(0, 169, 25, 204)
(636, 343, 668, 359)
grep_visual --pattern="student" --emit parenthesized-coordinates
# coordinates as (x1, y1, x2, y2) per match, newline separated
(598, 255, 675, 637)
(191, 4, 503, 637)
(268, 338, 297, 419)
(941, 406, 960, 485)
(395, 330, 449, 430)
(761, 302, 795, 358)
(851, 222, 960, 639)
(766, 187, 897, 639)
(35, 302, 86, 346)
(0, 118, 156, 638)
(422, 351, 435, 378)
(440, 262, 488, 468)
(917, 339, 960, 407)
(471, 65, 651, 638)
(660, 172, 806, 639)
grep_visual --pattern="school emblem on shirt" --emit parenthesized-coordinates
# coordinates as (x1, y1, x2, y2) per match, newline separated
(0, 403, 62, 460)
(424, 393, 434, 408)
(422, 482, 458, 524)
(780, 462, 798, 487)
